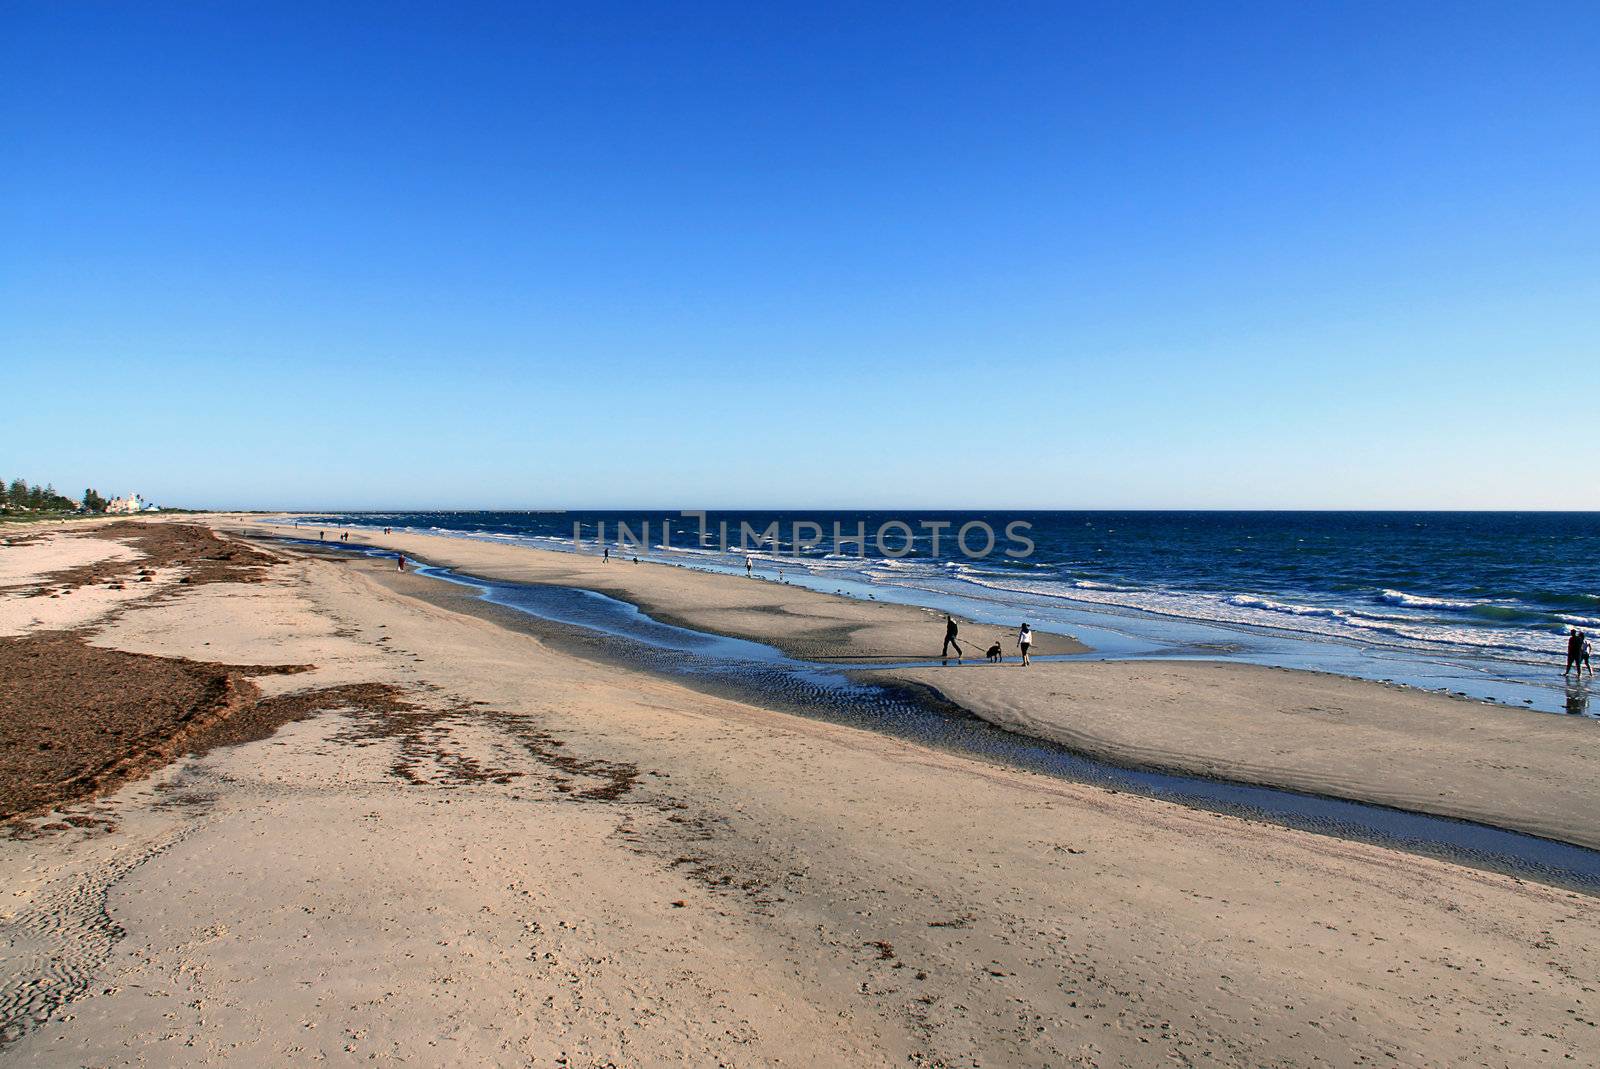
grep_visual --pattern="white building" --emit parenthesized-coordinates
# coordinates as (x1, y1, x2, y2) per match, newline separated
(106, 492, 149, 514)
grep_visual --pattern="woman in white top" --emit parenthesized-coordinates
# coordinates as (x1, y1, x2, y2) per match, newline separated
(1018, 624, 1033, 666)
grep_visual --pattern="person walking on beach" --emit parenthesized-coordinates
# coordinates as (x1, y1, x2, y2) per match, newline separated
(1018, 623, 1034, 666)
(942, 614, 963, 662)
(1565, 628, 1586, 676)
(603, 547, 609, 563)
(745, 556, 753, 578)
(397, 553, 406, 572)
(1583, 632, 1595, 677)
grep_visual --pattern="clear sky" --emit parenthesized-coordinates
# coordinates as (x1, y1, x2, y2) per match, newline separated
(3, 1, 1597, 509)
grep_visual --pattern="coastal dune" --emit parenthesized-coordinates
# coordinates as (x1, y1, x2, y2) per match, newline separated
(0, 518, 1596, 1066)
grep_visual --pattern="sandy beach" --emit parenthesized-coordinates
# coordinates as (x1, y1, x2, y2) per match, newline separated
(259, 521, 1600, 852)
(13, 3, 1597, 1064)
(2, 518, 1598, 1066)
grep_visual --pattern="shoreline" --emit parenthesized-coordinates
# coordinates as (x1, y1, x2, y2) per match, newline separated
(260, 512, 1596, 716)
(3, 519, 1598, 1063)
(233, 520, 1600, 853)
(268, 534, 1600, 883)
(295, 542, 1600, 891)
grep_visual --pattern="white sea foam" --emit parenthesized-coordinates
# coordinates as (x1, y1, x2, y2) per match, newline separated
(1379, 589, 1483, 611)
(940, 571, 1558, 661)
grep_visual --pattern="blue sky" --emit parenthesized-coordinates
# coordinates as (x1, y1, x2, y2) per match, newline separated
(3, 1, 1597, 509)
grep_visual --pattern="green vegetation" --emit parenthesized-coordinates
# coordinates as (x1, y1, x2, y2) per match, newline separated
(0, 476, 111, 519)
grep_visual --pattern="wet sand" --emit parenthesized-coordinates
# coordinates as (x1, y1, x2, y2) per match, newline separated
(2, 520, 1598, 1065)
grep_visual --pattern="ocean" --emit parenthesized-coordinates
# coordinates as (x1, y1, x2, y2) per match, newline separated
(281, 510, 1600, 716)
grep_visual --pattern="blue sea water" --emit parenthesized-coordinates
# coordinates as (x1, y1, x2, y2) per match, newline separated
(283, 510, 1600, 716)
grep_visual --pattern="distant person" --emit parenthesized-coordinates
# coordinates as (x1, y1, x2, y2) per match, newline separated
(1584, 633, 1595, 677)
(745, 556, 753, 578)
(319, 531, 325, 541)
(385, 527, 392, 535)
(985, 641, 1003, 663)
(603, 547, 609, 563)
(632, 556, 639, 564)
(397, 553, 406, 572)
(942, 615, 963, 661)
(1566, 628, 1586, 677)
(1018, 623, 1033, 666)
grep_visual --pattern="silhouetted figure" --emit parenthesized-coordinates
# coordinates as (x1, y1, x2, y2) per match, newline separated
(1565, 629, 1586, 676)
(397, 553, 406, 572)
(942, 615, 963, 661)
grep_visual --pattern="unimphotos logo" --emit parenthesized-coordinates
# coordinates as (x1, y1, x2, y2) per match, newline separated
(573, 511, 1034, 560)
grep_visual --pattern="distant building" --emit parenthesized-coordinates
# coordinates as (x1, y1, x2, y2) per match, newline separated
(106, 492, 149, 514)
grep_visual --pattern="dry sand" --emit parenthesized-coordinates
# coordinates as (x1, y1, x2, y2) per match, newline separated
(2, 520, 1598, 1066)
